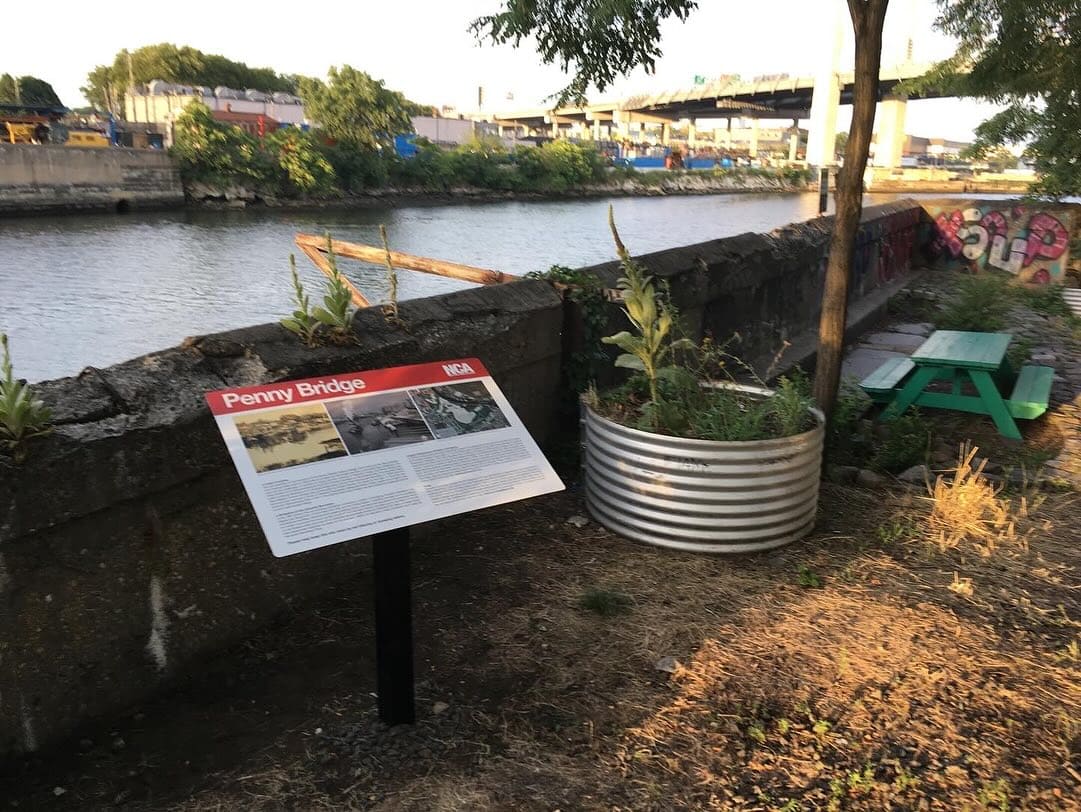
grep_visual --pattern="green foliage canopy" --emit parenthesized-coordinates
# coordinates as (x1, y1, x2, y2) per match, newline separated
(170, 101, 273, 187)
(472, 0, 697, 104)
(296, 66, 416, 150)
(0, 74, 63, 107)
(82, 44, 294, 113)
(932, 0, 1080, 197)
(264, 127, 336, 194)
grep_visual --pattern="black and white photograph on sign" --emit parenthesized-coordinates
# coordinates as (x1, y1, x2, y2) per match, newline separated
(407, 381, 510, 439)
(324, 392, 434, 454)
(234, 403, 348, 473)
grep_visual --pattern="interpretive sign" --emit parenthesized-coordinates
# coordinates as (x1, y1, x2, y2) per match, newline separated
(206, 358, 564, 557)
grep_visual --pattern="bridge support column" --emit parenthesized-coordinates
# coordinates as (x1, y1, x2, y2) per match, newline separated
(687, 121, 697, 148)
(788, 131, 799, 162)
(805, 0, 844, 168)
(749, 119, 759, 157)
(873, 95, 907, 168)
(661, 122, 671, 146)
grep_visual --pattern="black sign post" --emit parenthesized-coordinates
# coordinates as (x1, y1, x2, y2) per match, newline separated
(372, 527, 415, 725)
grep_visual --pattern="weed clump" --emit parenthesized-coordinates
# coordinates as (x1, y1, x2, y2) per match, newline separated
(0, 333, 51, 463)
(281, 233, 359, 345)
(925, 444, 1039, 554)
(579, 587, 634, 617)
(870, 409, 933, 473)
(937, 273, 1012, 331)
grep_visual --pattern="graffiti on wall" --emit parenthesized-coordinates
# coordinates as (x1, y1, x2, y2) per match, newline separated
(850, 208, 920, 296)
(927, 204, 1072, 284)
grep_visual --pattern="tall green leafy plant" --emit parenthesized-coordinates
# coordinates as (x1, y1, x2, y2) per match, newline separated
(0, 333, 51, 463)
(602, 206, 690, 406)
(280, 254, 319, 346)
(593, 209, 815, 442)
(379, 224, 401, 325)
(312, 234, 357, 336)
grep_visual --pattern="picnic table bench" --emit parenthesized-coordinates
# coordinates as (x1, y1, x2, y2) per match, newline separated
(858, 330, 1054, 441)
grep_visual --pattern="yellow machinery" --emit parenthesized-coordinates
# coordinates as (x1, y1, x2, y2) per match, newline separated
(66, 130, 110, 148)
(4, 122, 38, 143)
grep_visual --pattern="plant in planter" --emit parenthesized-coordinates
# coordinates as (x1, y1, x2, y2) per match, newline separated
(582, 209, 826, 553)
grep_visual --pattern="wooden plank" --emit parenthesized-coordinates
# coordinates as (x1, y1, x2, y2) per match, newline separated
(295, 234, 518, 287)
(911, 330, 1012, 370)
(860, 356, 915, 394)
(296, 242, 371, 308)
(1007, 365, 1053, 419)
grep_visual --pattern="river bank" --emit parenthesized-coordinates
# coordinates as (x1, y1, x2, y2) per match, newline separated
(185, 170, 811, 210)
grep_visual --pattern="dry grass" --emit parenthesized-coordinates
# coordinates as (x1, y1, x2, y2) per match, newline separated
(7, 487, 1080, 811)
(924, 444, 1044, 555)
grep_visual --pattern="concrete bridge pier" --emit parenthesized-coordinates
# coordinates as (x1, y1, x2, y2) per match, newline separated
(805, 0, 844, 168)
(873, 95, 908, 167)
(788, 119, 800, 162)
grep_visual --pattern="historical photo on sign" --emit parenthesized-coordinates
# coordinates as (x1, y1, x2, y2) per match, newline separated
(233, 403, 348, 473)
(407, 381, 510, 439)
(324, 392, 433, 454)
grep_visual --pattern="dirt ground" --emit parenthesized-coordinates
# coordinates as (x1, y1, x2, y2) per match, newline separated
(3, 474, 1078, 811)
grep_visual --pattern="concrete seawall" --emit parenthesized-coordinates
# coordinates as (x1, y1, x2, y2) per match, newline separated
(0, 201, 928, 755)
(0, 144, 184, 215)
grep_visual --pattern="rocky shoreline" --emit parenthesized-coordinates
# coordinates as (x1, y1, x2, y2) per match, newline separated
(185, 172, 810, 210)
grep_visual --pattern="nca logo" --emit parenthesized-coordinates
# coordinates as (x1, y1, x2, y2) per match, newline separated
(442, 362, 476, 377)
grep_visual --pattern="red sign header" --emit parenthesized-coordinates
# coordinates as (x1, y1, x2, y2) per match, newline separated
(205, 357, 488, 415)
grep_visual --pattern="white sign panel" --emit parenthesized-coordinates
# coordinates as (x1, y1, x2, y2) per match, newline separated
(206, 358, 564, 557)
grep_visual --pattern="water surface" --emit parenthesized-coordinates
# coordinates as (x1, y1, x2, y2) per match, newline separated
(1, 192, 926, 381)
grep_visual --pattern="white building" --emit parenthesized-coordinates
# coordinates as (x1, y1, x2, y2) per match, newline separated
(124, 81, 309, 145)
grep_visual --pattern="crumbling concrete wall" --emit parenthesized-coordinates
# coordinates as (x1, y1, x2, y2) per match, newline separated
(0, 200, 928, 755)
(0, 280, 563, 754)
(0, 144, 183, 215)
(578, 200, 922, 370)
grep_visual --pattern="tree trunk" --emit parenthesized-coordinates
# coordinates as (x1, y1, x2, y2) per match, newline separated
(812, 0, 889, 420)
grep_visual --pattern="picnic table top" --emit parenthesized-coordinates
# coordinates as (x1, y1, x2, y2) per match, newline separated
(910, 330, 1012, 370)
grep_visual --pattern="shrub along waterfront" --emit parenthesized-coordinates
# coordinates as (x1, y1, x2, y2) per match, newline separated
(171, 102, 809, 200)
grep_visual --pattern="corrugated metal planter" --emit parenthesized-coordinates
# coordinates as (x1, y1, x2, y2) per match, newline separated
(583, 383, 825, 554)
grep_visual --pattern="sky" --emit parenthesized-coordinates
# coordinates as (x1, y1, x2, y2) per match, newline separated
(4, 0, 1001, 143)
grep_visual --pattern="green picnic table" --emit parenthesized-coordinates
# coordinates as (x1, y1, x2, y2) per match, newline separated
(859, 330, 1054, 441)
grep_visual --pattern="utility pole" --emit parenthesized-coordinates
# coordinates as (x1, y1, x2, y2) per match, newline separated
(126, 50, 135, 122)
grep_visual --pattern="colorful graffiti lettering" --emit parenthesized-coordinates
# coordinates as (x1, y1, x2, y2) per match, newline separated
(927, 204, 1071, 283)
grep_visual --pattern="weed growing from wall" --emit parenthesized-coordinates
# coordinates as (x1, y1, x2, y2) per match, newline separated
(379, 224, 401, 326)
(0, 333, 51, 463)
(525, 263, 608, 402)
(312, 234, 356, 338)
(280, 235, 359, 346)
(280, 254, 320, 346)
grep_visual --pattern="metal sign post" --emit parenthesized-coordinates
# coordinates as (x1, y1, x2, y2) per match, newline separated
(372, 527, 415, 725)
(818, 167, 830, 215)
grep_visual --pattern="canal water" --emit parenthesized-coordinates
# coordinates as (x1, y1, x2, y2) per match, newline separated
(3, 192, 912, 382)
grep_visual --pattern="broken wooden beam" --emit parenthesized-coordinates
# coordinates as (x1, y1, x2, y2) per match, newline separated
(294, 233, 518, 288)
(295, 240, 371, 308)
